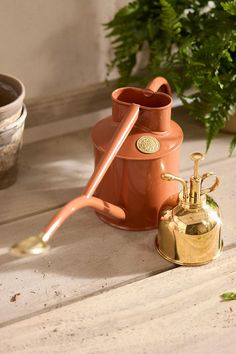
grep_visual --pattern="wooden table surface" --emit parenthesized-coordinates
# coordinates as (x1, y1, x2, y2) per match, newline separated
(0, 107, 235, 354)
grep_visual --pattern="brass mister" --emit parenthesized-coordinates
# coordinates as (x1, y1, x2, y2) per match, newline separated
(156, 152, 222, 266)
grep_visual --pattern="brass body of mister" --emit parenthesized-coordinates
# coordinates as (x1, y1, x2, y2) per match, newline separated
(156, 152, 222, 266)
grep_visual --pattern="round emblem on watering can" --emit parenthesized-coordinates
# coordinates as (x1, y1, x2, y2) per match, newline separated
(136, 136, 160, 154)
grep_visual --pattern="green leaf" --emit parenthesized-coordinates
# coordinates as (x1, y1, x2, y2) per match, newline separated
(160, 0, 182, 37)
(221, 292, 236, 301)
(229, 136, 236, 156)
(221, 1, 236, 15)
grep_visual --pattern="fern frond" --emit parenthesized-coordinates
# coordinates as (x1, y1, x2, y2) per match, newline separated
(221, 1, 236, 15)
(105, 0, 236, 153)
(160, 0, 182, 37)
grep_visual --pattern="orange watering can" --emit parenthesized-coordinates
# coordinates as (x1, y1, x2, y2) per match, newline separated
(11, 77, 183, 256)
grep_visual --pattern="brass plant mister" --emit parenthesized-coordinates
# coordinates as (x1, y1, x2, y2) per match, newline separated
(157, 152, 222, 266)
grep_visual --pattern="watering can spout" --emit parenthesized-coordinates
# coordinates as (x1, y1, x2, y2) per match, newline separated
(10, 196, 126, 256)
(10, 104, 139, 256)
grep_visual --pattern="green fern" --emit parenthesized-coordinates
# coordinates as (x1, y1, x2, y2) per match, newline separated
(160, 0, 181, 37)
(221, 1, 236, 15)
(105, 0, 236, 155)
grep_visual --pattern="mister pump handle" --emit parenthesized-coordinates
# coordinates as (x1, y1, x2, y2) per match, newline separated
(190, 152, 220, 196)
(200, 173, 220, 195)
(145, 76, 172, 96)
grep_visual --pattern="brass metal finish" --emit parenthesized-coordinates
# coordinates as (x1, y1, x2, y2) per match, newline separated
(136, 136, 160, 154)
(157, 152, 222, 266)
(156, 238, 223, 266)
(161, 173, 188, 202)
(10, 234, 50, 257)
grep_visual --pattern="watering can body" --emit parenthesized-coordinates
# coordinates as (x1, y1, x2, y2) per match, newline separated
(92, 78, 183, 230)
(10, 77, 184, 256)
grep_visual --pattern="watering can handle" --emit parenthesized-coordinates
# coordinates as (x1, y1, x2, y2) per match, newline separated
(146, 76, 172, 96)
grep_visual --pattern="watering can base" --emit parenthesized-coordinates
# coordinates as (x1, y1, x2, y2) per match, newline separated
(96, 212, 157, 231)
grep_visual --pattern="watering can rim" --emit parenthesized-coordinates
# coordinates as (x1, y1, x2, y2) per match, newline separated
(112, 86, 173, 111)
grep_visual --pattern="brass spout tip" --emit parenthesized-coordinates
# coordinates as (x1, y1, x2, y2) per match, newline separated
(10, 234, 50, 257)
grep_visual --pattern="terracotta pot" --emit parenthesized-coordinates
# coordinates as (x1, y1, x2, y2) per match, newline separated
(0, 105, 27, 189)
(0, 74, 26, 189)
(0, 73, 25, 129)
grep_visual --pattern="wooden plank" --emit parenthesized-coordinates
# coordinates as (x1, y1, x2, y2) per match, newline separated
(0, 154, 235, 324)
(25, 80, 117, 128)
(23, 108, 111, 145)
(0, 129, 94, 225)
(1, 245, 236, 354)
(0, 207, 174, 325)
(0, 107, 234, 225)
